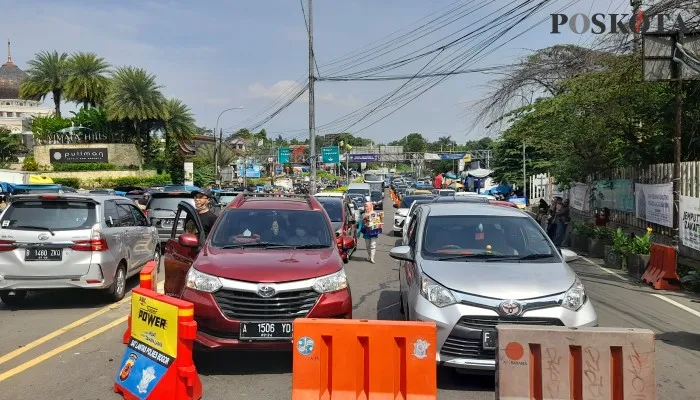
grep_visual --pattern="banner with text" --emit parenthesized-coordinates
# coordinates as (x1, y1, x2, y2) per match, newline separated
(635, 183, 673, 227)
(680, 195, 700, 251)
(570, 183, 590, 212)
(592, 179, 635, 212)
(349, 154, 379, 162)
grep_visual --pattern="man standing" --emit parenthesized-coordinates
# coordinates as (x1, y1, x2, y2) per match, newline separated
(185, 189, 218, 238)
(434, 172, 443, 190)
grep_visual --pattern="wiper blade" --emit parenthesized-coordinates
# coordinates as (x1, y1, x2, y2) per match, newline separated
(11, 225, 55, 235)
(221, 242, 295, 249)
(293, 244, 328, 249)
(513, 254, 555, 260)
(434, 253, 500, 261)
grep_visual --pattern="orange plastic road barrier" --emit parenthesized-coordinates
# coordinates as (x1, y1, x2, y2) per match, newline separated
(495, 325, 656, 400)
(123, 261, 159, 344)
(292, 318, 437, 400)
(115, 287, 202, 400)
(641, 243, 681, 290)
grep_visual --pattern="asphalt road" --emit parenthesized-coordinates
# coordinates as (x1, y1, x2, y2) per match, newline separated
(0, 194, 699, 399)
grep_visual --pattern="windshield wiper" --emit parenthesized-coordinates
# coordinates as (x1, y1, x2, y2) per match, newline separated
(219, 242, 295, 249)
(512, 254, 555, 260)
(434, 253, 503, 261)
(435, 253, 555, 262)
(293, 244, 328, 249)
(11, 225, 55, 235)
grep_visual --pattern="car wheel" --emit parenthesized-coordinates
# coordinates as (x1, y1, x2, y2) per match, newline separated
(0, 290, 27, 306)
(106, 264, 127, 302)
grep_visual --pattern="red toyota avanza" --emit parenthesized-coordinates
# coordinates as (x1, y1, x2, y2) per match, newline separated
(162, 193, 353, 350)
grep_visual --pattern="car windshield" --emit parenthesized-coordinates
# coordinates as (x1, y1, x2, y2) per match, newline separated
(147, 196, 194, 211)
(421, 215, 558, 261)
(370, 192, 382, 201)
(217, 194, 239, 204)
(347, 189, 368, 196)
(400, 195, 434, 208)
(1, 200, 97, 231)
(210, 209, 333, 248)
(318, 200, 342, 222)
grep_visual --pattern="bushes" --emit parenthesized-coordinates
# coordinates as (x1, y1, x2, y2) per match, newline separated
(52, 178, 81, 188)
(52, 163, 117, 171)
(22, 156, 39, 171)
(92, 174, 172, 188)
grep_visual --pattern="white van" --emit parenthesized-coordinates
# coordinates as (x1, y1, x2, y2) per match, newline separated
(347, 183, 371, 202)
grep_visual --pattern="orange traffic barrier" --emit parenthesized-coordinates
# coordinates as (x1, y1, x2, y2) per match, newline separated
(115, 287, 202, 400)
(292, 318, 437, 400)
(123, 261, 159, 344)
(495, 325, 656, 400)
(641, 243, 681, 290)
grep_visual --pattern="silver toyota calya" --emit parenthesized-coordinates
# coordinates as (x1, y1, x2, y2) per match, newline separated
(390, 203, 597, 371)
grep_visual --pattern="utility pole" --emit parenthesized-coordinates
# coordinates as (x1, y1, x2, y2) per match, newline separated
(308, 0, 317, 195)
(522, 142, 527, 201)
(672, 32, 683, 246)
(631, 0, 642, 54)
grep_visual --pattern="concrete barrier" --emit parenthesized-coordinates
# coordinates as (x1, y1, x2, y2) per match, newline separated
(496, 325, 656, 400)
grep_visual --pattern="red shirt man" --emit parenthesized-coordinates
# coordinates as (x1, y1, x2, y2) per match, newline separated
(434, 173, 443, 190)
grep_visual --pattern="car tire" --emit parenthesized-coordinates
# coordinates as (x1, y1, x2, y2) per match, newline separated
(106, 264, 127, 302)
(0, 290, 27, 306)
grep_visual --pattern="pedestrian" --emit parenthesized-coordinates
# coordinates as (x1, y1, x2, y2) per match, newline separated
(538, 198, 549, 227)
(546, 197, 560, 239)
(356, 202, 382, 263)
(554, 198, 570, 246)
(184, 189, 218, 238)
(595, 207, 610, 226)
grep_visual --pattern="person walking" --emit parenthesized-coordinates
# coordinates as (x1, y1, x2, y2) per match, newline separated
(554, 198, 570, 246)
(356, 202, 382, 263)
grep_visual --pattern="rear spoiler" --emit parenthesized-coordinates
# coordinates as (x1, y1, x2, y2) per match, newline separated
(10, 194, 99, 203)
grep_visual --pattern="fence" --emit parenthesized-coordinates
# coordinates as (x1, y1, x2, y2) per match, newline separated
(531, 161, 700, 264)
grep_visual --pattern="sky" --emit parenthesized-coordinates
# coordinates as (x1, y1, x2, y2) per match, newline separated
(2, 0, 633, 145)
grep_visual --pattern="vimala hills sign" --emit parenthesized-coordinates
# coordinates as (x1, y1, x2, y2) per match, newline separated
(34, 130, 132, 146)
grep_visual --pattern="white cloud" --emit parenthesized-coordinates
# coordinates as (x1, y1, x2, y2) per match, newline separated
(205, 98, 234, 106)
(247, 80, 362, 108)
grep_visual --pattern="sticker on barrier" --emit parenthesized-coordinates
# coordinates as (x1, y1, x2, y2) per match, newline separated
(114, 288, 202, 400)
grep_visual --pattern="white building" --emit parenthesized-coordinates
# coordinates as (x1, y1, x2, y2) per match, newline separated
(0, 42, 53, 149)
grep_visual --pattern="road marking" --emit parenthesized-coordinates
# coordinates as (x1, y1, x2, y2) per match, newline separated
(650, 294, 700, 319)
(0, 315, 128, 383)
(581, 257, 629, 282)
(0, 279, 164, 367)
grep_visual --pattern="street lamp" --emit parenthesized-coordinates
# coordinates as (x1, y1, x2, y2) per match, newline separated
(214, 106, 244, 182)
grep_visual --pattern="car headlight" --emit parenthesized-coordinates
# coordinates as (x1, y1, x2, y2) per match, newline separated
(185, 268, 222, 293)
(313, 269, 348, 293)
(420, 275, 456, 307)
(561, 277, 587, 311)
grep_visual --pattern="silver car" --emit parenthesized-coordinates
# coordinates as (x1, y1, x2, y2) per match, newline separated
(0, 194, 160, 305)
(390, 203, 597, 371)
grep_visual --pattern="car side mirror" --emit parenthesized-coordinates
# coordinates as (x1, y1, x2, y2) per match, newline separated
(560, 248, 578, 263)
(179, 233, 199, 248)
(341, 236, 355, 250)
(393, 203, 398, 208)
(389, 245, 413, 261)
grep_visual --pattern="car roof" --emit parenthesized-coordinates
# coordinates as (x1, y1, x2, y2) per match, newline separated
(315, 196, 343, 204)
(420, 202, 528, 217)
(9, 193, 129, 204)
(432, 196, 488, 203)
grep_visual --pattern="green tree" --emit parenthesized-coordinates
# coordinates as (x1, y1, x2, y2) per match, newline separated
(64, 52, 111, 109)
(19, 50, 69, 117)
(0, 128, 21, 167)
(104, 66, 166, 170)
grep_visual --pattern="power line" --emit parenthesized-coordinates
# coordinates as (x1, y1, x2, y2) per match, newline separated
(299, 0, 321, 78)
(317, 64, 513, 81)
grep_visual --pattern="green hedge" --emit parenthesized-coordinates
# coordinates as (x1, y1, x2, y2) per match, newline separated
(52, 163, 117, 171)
(52, 178, 81, 188)
(91, 174, 172, 188)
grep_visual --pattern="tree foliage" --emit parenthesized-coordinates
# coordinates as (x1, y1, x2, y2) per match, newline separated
(0, 128, 22, 167)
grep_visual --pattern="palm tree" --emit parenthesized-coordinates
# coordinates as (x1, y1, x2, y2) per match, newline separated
(104, 66, 165, 170)
(161, 98, 196, 149)
(64, 52, 110, 109)
(19, 50, 69, 117)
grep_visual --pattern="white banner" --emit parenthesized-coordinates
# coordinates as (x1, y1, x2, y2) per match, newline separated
(635, 183, 673, 227)
(680, 195, 700, 251)
(570, 184, 590, 211)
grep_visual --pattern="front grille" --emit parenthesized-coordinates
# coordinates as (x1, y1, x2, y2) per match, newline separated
(457, 316, 564, 330)
(213, 289, 320, 321)
(442, 336, 494, 359)
(440, 317, 564, 360)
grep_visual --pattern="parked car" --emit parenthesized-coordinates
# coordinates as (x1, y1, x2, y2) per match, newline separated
(390, 203, 597, 372)
(0, 194, 160, 305)
(162, 193, 352, 351)
(315, 196, 358, 263)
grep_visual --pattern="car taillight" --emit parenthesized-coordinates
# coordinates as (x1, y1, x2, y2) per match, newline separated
(0, 239, 16, 251)
(72, 223, 108, 251)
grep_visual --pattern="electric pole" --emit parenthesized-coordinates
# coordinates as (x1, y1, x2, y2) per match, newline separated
(308, 0, 317, 195)
(522, 143, 527, 201)
(631, 0, 642, 54)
